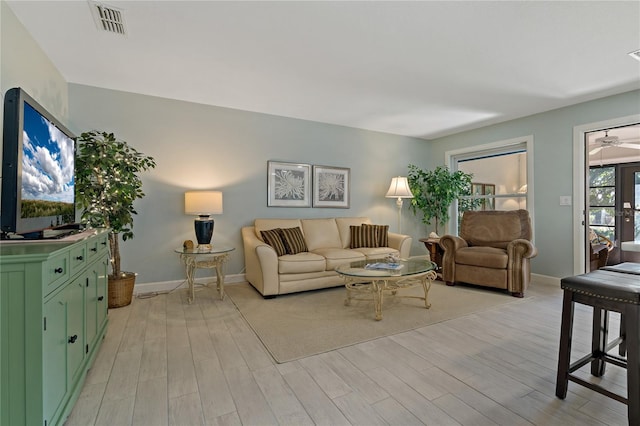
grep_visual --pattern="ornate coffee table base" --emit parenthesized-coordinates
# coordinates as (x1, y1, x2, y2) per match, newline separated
(343, 270, 437, 320)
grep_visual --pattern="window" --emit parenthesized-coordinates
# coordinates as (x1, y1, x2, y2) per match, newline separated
(588, 166, 615, 242)
(446, 136, 532, 236)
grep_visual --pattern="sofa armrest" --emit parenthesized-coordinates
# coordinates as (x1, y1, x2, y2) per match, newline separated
(439, 235, 468, 283)
(241, 227, 280, 296)
(388, 232, 412, 259)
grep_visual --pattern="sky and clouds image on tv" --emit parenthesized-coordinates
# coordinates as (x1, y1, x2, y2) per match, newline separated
(21, 102, 74, 219)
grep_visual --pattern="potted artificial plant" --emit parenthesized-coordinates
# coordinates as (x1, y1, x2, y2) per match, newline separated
(407, 164, 476, 236)
(75, 130, 156, 308)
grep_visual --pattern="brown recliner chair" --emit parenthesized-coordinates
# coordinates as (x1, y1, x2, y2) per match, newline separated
(439, 209, 537, 297)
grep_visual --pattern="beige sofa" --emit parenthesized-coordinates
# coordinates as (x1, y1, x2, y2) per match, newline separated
(242, 217, 412, 297)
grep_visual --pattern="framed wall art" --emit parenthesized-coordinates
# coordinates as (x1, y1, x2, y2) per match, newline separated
(313, 165, 350, 208)
(267, 161, 311, 207)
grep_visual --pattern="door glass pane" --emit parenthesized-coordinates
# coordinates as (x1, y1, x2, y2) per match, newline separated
(590, 167, 615, 186)
(589, 188, 615, 206)
(589, 207, 615, 226)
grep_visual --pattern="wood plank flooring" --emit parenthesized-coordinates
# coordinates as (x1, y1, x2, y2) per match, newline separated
(65, 281, 629, 426)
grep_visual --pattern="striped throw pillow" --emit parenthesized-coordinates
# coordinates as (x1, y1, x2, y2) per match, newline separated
(350, 225, 379, 248)
(279, 227, 308, 254)
(260, 228, 287, 256)
(364, 224, 389, 247)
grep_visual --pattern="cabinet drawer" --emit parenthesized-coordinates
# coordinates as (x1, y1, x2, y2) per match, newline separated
(87, 233, 109, 261)
(69, 243, 87, 277)
(44, 252, 70, 294)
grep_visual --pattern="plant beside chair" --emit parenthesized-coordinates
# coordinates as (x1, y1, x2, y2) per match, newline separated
(407, 164, 475, 236)
(75, 130, 156, 308)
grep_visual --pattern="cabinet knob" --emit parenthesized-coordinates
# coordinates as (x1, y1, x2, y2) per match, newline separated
(54, 267, 64, 274)
(76, 255, 84, 261)
(90, 248, 98, 252)
(101, 242, 107, 246)
(68, 335, 78, 344)
(98, 296, 104, 301)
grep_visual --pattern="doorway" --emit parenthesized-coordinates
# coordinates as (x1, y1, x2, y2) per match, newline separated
(585, 123, 640, 271)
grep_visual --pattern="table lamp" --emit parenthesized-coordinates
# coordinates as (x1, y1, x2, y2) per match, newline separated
(184, 191, 223, 250)
(385, 176, 414, 233)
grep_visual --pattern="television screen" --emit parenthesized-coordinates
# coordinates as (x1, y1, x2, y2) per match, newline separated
(20, 102, 75, 220)
(1, 87, 77, 238)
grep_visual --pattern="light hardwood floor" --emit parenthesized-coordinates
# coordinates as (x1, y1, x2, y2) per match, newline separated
(66, 280, 629, 426)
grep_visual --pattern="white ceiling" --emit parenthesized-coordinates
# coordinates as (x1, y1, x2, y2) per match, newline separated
(6, 0, 640, 140)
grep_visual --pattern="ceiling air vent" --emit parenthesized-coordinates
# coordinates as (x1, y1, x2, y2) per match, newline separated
(89, 1, 126, 35)
(629, 49, 640, 62)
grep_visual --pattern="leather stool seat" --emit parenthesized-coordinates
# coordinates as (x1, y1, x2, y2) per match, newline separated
(556, 266, 640, 425)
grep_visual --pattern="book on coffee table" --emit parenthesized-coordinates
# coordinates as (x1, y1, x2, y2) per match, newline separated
(364, 262, 403, 271)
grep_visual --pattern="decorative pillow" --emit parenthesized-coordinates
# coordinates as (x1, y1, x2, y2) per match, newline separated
(260, 228, 287, 256)
(364, 224, 389, 247)
(350, 225, 379, 248)
(279, 227, 308, 254)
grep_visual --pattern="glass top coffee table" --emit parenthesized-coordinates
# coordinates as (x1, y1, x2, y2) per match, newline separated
(336, 257, 437, 320)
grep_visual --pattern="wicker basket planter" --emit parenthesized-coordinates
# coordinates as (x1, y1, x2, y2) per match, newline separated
(108, 272, 136, 308)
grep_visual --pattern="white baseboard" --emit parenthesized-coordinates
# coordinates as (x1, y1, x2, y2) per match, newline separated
(532, 273, 560, 287)
(134, 273, 246, 295)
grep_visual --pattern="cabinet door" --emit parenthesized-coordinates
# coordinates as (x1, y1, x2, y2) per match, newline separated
(66, 279, 85, 386)
(96, 258, 109, 334)
(85, 271, 98, 350)
(43, 291, 68, 425)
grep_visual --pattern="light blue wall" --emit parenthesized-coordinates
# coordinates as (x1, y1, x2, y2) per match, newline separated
(4, 1, 640, 282)
(0, 1, 69, 161)
(68, 84, 429, 283)
(427, 90, 640, 278)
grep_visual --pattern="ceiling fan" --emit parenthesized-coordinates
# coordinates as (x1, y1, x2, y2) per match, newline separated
(589, 131, 640, 155)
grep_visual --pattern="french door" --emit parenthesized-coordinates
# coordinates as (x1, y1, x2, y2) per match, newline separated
(620, 164, 640, 263)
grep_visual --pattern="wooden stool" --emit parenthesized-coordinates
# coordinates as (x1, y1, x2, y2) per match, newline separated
(556, 268, 640, 425)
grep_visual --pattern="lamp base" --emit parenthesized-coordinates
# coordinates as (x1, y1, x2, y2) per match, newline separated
(194, 216, 214, 249)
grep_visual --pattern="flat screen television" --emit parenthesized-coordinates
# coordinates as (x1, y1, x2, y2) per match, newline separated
(1, 87, 78, 239)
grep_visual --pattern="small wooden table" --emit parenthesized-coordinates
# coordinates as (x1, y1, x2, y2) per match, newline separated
(419, 237, 444, 274)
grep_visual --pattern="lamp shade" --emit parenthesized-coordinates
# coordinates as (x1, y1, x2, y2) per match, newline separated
(385, 176, 414, 198)
(185, 191, 223, 215)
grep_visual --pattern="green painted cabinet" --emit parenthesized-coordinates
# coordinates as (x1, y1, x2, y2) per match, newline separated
(0, 229, 110, 426)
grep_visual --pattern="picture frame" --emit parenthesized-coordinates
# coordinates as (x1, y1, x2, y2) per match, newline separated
(313, 165, 350, 208)
(485, 184, 495, 210)
(267, 161, 311, 207)
(471, 182, 495, 210)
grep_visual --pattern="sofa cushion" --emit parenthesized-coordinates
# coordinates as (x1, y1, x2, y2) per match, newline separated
(352, 247, 399, 259)
(279, 227, 308, 254)
(364, 223, 389, 247)
(301, 218, 342, 250)
(456, 246, 508, 269)
(278, 252, 326, 274)
(260, 229, 287, 256)
(312, 248, 365, 270)
(336, 217, 372, 248)
(350, 224, 379, 248)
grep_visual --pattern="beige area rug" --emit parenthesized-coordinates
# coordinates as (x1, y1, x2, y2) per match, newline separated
(225, 281, 531, 363)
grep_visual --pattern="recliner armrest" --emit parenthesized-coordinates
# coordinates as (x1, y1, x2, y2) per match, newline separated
(439, 235, 468, 283)
(507, 238, 537, 259)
